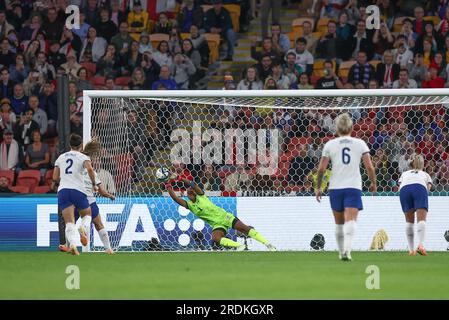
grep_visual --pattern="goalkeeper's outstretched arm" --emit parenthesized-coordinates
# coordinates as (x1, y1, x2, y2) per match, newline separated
(180, 178, 204, 195)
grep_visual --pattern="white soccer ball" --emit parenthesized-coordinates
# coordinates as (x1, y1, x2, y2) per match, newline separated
(155, 167, 170, 181)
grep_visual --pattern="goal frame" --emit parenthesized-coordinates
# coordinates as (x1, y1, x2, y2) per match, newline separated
(83, 88, 449, 144)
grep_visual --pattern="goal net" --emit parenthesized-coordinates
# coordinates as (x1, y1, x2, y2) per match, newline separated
(83, 89, 449, 252)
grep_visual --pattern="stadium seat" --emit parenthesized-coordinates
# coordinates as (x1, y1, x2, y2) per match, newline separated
(392, 16, 414, 32)
(10, 186, 29, 194)
(91, 76, 106, 88)
(424, 15, 440, 25)
(291, 17, 315, 35)
(204, 33, 221, 64)
(44, 169, 53, 186)
(0, 170, 14, 186)
(149, 33, 169, 49)
(180, 33, 190, 40)
(115, 76, 132, 87)
(33, 186, 51, 194)
(17, 170, 41, 193)
(316, 18, 331, 34)
(80, 62, 97, 79)
(338, 60, 356, 78)
(224, 4, 241, 33)
(369, 60, 381, 69)
(312, 59, 336, 77)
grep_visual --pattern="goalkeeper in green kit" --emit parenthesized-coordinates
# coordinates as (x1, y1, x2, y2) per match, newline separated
(164, 175, 276, 251)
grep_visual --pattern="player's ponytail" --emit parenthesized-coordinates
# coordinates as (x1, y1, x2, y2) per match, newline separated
(409, 154, 425, 171)
(83, 139, 101, 158)
(335, 113, 353, 136)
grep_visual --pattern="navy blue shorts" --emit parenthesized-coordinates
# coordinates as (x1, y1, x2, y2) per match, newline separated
(400, 184, 428, 213)
(329, 188, 363, 212)
(74, 202, 99, 221)
(58, 189, 89, 211)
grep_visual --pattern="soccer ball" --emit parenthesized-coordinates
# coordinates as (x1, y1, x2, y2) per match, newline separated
(444, 230, 449, 242)
(310, 233, 325, 250)
(155, 167, 170, 181)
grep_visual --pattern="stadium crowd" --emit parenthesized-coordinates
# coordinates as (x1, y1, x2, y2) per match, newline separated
(0, 0, 448, 194)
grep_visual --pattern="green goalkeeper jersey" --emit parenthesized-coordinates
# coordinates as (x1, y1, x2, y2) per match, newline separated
(186, 194, 236, 231)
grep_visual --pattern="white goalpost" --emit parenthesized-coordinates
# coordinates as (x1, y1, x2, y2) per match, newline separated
(82, 89, 449, 252)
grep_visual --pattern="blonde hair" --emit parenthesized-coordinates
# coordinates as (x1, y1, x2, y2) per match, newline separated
(82, 139, 101, 158)
(335, 113, 353, 136)
(410, 153, 425, 170)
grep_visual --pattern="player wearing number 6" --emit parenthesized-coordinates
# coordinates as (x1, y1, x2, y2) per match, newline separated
(52, 134, 97, 256)
(315, 113, 377, 261)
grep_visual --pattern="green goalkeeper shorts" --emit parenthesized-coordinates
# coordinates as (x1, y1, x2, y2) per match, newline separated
(209, 212, 238, 234)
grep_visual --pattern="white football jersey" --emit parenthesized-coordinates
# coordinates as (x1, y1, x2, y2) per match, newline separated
(83, 170, 101, 204)
(55, 151, 91, 194)
(322, 136, 370, 190)
(399, 170, 432, 190)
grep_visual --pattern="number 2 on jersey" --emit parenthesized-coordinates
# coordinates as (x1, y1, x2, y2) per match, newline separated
(65, 159, 74, 174)
(342, 148, 351, 164)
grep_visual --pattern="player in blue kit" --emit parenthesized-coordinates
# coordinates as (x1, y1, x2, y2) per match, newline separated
(315, 113, 377, 261)
(52, 134, 97, 256)
(398, 154, 432, 256)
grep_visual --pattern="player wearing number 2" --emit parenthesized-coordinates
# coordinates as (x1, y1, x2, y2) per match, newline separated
(52, 134, 97, 256)
(398, 154, 432, 256)
(315, 113, 377, 261)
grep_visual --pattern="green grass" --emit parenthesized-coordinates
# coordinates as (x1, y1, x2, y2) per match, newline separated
(0, 251, 448, 299)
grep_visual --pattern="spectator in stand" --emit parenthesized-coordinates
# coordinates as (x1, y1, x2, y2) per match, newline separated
(350, 19, 374, 60)
(416, 110, 443, 142)
(315, 60, 343, 89)
(399, 18, 417, 50)
(152, 65, 178, 90)
(373, 121, 390, 150)
(70, 112, 83, 137)
(111, 22, 134, 59)
(283, 52, 303, 85)
(188, 24, 209, 62)
(376, 50, 400, 88)
(237, 66, 263, 90)
(271, 62, 291, 89)
(416, 21, 442, 54)
(348, 51, 375, 88)
(177, 0, 202, 33)
(253, 54, 273, 83)
(128, 0, 149, 41)
(393, 68, 418, 88)
(47, 42, 66, 71)
(23, 40, 40, 67)
(10, 84, 28, 115)
(422, 64, 445, 87)
(38, 82, 57, 137)
(0, 176, 15, 193)
(297, 73, 313, 89)
(35, 52, 56, 82)
(40, 7, 64, 42)
(128, 67, 148, 90)
(154, 12, 173, 35)
(80, 26, 107, 63)
(224, 165, 252, 191)
(84, 0, 100, 26)
(138, 32, 152, 54)
(203, 0, 237, 61)
(28, 95, 47, 136)
(408, 53, 427, 86)
(270, 23, 290, 55)
(72, 11, 90, 42)
(110, 0, 127, 27)
(123, 41, 143, 74)
(75, 67, 93, 91)
(153, 40, 172, 68)
(412, 6, 426, 35)
(260, 0, 280, 38)
(0, 129, 19, 170)
(169, 52, 196, 89)
(95, 7, 118, 43)
(372, 20, 394, 60)
(251, 37, 281, 64)
(285, 37, 314, 76)
(437, 6, 449, 36)
(14, 109, 39, 149)
(24, 130, 49, 179)
(336, 11, 355, 59)
(301, 20, 318, 55)
(60, 51, 81, 81)
(0, 37, 15, 68)
(199, 164, 221, 191)
(9, 54, 28, 84)
(97, 44, 121, 78)
(19, 13, 41, 42)
(264, 76, 278, 89)
(181, 38, 205, 87)
(0, 98, 15, 133)
(316, 20, 340, 60)
(141, 51, 161, 89)
(393, 42, 414, 68)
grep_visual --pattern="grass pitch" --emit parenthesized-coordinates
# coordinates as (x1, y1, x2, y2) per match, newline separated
(0, 251, 448, 299)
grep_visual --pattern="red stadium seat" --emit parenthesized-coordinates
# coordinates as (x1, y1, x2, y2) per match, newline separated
(17, 170, 41, 193)
(80, 62, 97, 79)
(10, 186, 30, 194)
(33, 186, 51, 194)
(44, 169, 54, 186)
(0, 170, 14, 186)
(91, 76, 106, 88)
(115, 76, 132, 87)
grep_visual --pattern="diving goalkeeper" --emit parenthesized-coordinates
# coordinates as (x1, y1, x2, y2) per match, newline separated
(164, 176, 276, 251)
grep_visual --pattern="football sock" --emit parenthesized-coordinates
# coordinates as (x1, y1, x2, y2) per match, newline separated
(335, 224, 344, 255)
(405, 223, 414, 251)
(65, 223, 76, 247)
(219, 237, 241, 248)
(417, 221, 426, 247)
(98, 228, 111, 250)
(343, 220, 356, 254)
(248, 229, 269, 245)
(81, 215, 92, 233)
